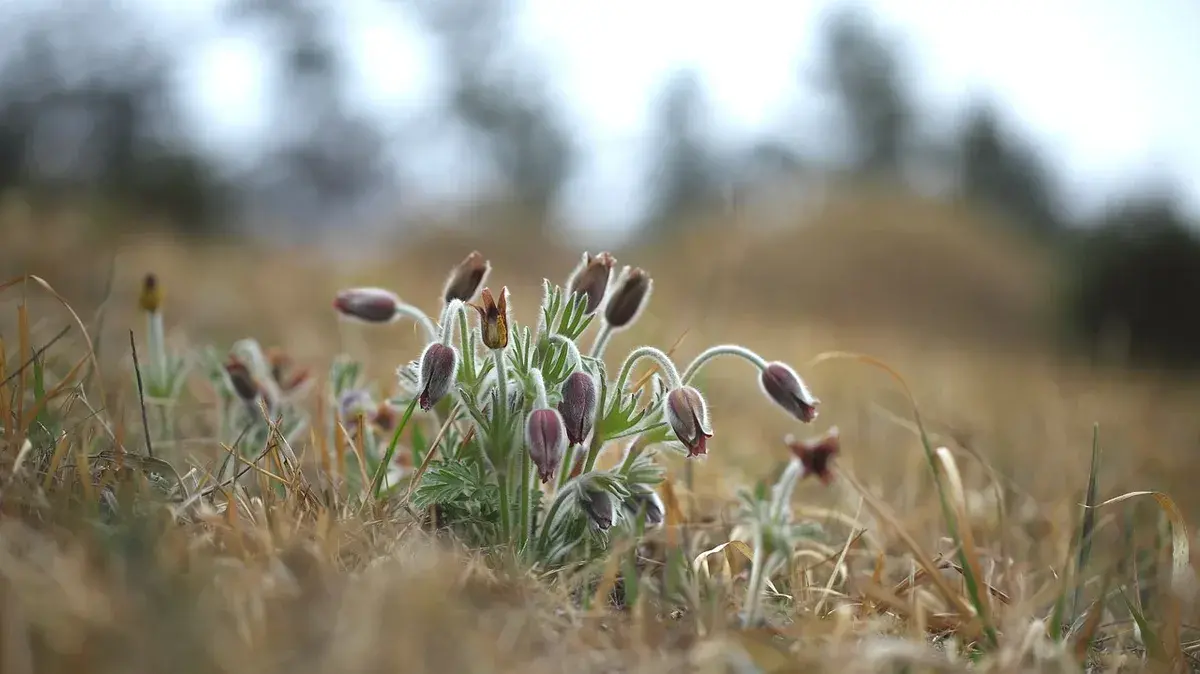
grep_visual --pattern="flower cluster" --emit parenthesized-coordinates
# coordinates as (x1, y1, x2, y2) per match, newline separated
(330, 249, 837, 569)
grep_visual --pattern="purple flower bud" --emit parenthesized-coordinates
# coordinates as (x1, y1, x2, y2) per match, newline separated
(567, 251, 616, 315)
(604, 267, 651, 329)
(526, 408, 567, 484)
(622, 488, 665, 527)
(557, 371, 598, 446)
(759, 361, 820, 423)
(581, 487, 614, 530)
(785, 427, 840, 485)
(417, 342, 458, 411)
(443, 250, 490, 304)
(665, 386, 713, 458)
(333, 287, 401, 324)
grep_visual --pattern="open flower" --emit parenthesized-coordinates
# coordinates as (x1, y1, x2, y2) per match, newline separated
(526, 408, 567, 483)
(785, 427, 840, 485)
(567, 251, 616, 315)
(558, 371, 597, 446)
(417, 342, 458, 411)
(665, 386, 713, 457)
(333, 287, 401, 324)
(470, 286, 509, 350)
(759, 361, 819, 423)
(443, 250, 490, 304)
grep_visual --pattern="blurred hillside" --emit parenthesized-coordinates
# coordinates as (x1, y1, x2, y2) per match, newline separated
(2, 0, 1200, 369)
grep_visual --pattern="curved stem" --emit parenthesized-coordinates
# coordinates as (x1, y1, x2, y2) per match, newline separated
(530, 368, 549, 410)
(535, 483, 578, 556)
(439, 300, 466, 346)
(681, 344, 769, 385)
(395, 303, 439, 344)
(614, 346, 683, 395)
(590, 323, 614, 359)
(771, 458, 806, 521)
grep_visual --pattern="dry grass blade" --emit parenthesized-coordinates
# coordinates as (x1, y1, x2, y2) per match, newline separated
(932, 447, 992, 618)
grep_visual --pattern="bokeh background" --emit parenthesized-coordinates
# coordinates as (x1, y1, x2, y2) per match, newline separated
(3, 0, 1200, 516)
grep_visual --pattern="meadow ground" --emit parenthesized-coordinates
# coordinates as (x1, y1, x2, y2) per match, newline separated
(2, 189, 1200, 673)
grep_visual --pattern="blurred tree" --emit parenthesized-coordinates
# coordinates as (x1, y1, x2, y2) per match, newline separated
(956, 100, 1062, 239)
(1063, 188, 1200, 369)
(640, 68, 727, 235)
(408, 0, 577, 233)
(226, 0, 393, 230)
(810, 4, 915, 179)
(0, 4, 231, 232)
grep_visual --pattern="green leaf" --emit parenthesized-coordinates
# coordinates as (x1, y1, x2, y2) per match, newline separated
(412, 459, 483, 510)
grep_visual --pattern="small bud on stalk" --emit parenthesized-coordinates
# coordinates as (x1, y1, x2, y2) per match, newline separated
(759, 361, 819, 423)
(224, 355, 261, 402)
(417, 342, 458, 411)
(665, 386, 713, 457)
(604, 267, 651, 330)
(526, 408, 567, 484)
(567, 252, 616, 315)
(139, 273, 162, 314)
(470, 287, 509, 350)
(334, 287, 402, 324)
(443, 251, 490, 304)
(785, 427, 840, 485)
(558, 371, 597, 446)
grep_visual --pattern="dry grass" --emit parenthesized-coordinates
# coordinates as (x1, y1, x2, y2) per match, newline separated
(2, 188, 1200, 673)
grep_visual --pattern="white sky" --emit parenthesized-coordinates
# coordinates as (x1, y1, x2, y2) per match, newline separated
(64, 0, 1200, 231)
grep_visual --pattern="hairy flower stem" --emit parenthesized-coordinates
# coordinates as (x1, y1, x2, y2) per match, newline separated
(439, 300, 466, 346)
(556, 444, 577, 490)
(771, 458, 806, 520)
(681, 344, 768, 385)
(535, 484, 577, 558)
(397, 303, 439, 344)
(457, 310, 475, 379)
(590, 323, 614, 359)
(146, 311, 167, 388)
(614, 346, 683, 395)
(520, 371, 551, 550)
(742, 525, 769, 628)
(582, 428, 606, 474)
(492, 347, 513, 543)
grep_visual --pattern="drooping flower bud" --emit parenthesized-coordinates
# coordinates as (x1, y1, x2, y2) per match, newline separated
(443, 250, 490, 304)
(785, 427, 840, 485)
(580, 487, 614, 530)
(333, 287, 402, 324)
(139, 273, 162, 314)
(622, 488, 665, 527)
(417, 342, 458, 411)
(557, 370, 597, 446)
(469, 286, 509, 350)
(665, 386, 713, 457)
(567, 251, 616, 315)
(759, 361, 820, 423)
(526, 408, 567, 484)
(224, 355, 260, 402)
(604, 266, 651, 329)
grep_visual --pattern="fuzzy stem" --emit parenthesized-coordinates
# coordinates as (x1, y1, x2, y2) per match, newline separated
(614, 346, 683, 395)
(439, 300, 466, 346)
(493, 348, 509, 427)
(530, 368, 549, 410)
(590, 323, 614, 359)
(535, 483, 577, 557)
(556, 443, 577, 490)
(457, 309, 475, 379)
(146, 311, 167, 390)
(741, 524, 769, 628)
(519, 441, 532, 551)
(582, 426, 606, 473)
(395, 303, 439, 344)
(771, 458, 806, 521)
(498, 473, 512, 544)
(681, 344, 768, 385)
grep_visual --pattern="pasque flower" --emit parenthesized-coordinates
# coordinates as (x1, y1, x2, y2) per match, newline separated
(759, 361, 820, 423)
(333, 287, 402, 324)
(557, 371, 597, 446)
(581, 487, 614, 530)
(623, 488, 665, 527)
(139, 273, 162, 314)
(443, 250, 490, 304)
(567, 251, 616, 315)
(604, 267, 651, 329)
(417, 342, 458, 411)
(526, 408, 567, 484)
(665, 386, 713, 457)
(785, 427, 840, 485)
(470, 286, 509, 350)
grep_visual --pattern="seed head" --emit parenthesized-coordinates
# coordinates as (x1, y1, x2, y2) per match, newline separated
(567, 251, 616, 315)
(785, 427, 840, 486)
(139, 273, 162, 314)
(558, 370, 598, 446)
(333, 287, 401, 324)
(470, 286, 509, 350)
(443, 250, 490, 304)
(581, 487, 614, 530)
(759, 361, 820, 423)
(665, 386, 713, 457)
(526, 408, 567, 484)
(604, 267, 651, 329)
(418, 342, 458, 411)
(623, 488, 665, 527)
